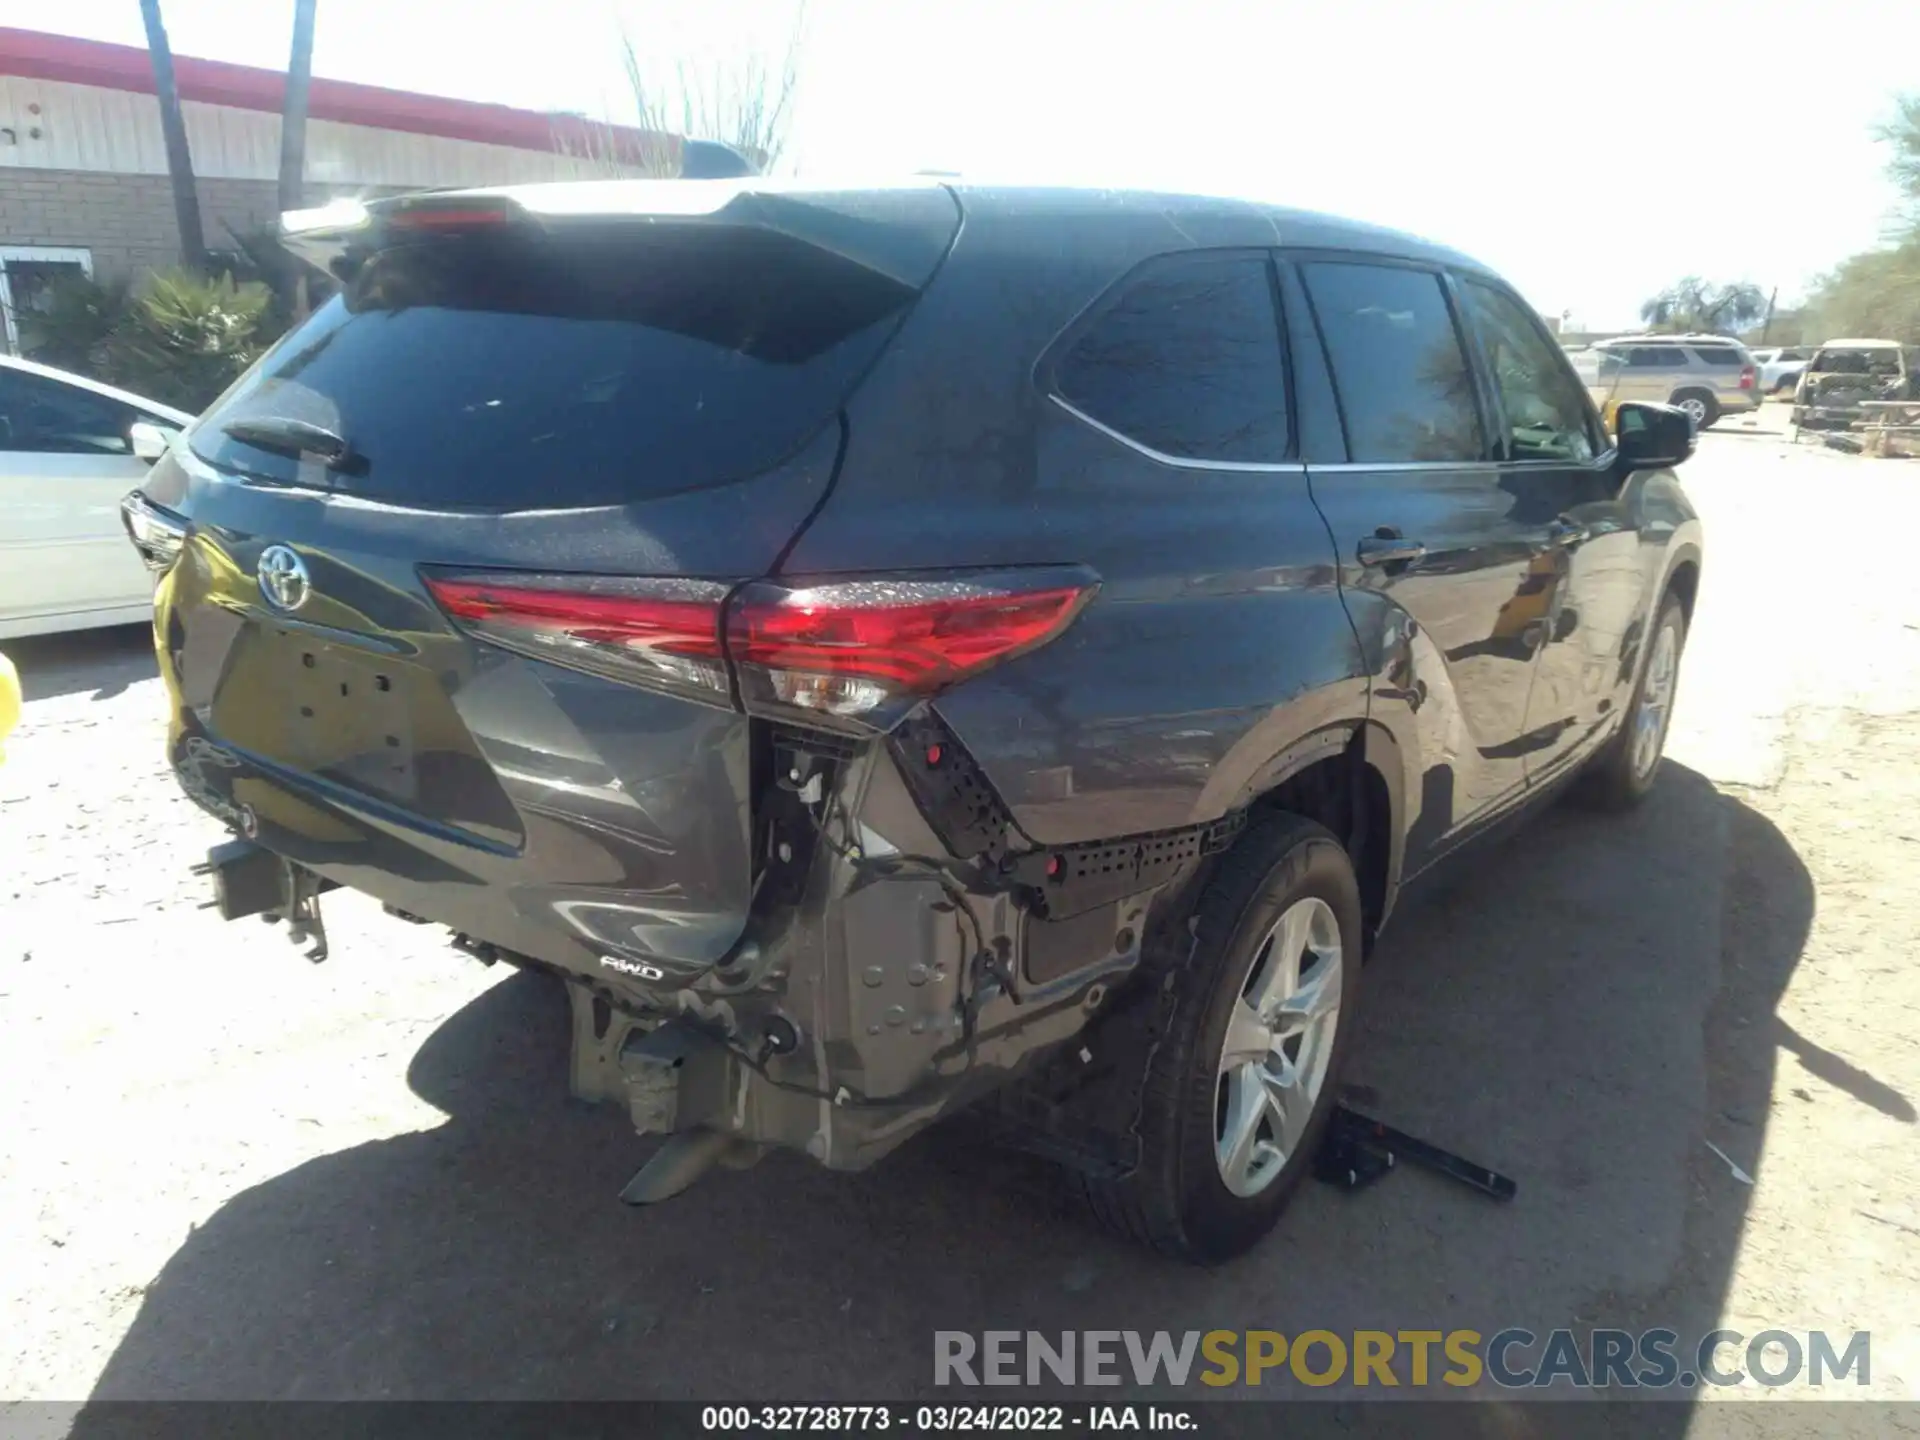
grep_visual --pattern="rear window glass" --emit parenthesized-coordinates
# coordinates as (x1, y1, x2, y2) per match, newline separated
(1301, 261, 1485, 464)
(191, 223, 917, 508)
(1812, 348, 1902, 375)
(1054, 252, 1290, 463)
(1689, 346, 1747, 366)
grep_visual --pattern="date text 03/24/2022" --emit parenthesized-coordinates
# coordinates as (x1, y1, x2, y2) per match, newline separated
(701, 1405, 1195, 1431)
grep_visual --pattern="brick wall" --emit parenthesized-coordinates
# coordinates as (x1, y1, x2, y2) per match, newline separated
(0, 167, 345, 282)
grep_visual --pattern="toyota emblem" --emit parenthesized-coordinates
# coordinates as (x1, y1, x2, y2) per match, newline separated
(257, 545, 311, 612)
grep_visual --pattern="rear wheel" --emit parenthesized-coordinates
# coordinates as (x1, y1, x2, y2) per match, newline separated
(1577, 593, 1687, 810)
(1672, 390, 1718, 430)
(1081, 814, 1361, 1262)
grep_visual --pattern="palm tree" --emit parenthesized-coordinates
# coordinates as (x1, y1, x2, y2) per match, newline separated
(138, 0, 206, 272)
(276, 0, 319, 320)
(278, 0, 317, 217)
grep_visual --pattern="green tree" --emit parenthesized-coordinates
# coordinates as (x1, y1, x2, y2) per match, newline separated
(1876, 92, 1920, 219)
(14, 274, 129, 372)
(1803, 93, 1920, 343)
(1638, 278, 1768, 334)
(1807, 240, 1920, 344)
(98, 270, 278, 412)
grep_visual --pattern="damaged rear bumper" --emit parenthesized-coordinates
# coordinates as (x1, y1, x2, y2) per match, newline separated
(181, 711, 1229, 1188)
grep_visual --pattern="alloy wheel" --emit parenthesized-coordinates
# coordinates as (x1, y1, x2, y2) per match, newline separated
(1632, 620, 1679, 782)
(1213, 896, 1343, 1198)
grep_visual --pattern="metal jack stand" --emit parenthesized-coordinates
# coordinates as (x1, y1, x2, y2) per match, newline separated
(1315, 1105, 1517, 1201)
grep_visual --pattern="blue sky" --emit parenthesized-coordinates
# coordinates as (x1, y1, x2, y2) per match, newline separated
(36, 0, 1920, 327)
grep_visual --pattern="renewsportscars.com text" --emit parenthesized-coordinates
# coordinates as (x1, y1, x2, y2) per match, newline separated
(934, 1328, 1870, 1390)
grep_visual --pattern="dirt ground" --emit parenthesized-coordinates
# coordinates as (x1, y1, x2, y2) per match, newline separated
(2, 406, 1916, 1424)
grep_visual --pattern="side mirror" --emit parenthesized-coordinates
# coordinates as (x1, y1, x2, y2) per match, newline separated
(1614, 401, 1695, 471)
(129, 421, 176, 465)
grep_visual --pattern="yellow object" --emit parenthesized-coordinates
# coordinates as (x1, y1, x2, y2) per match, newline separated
(0, 650, 19, 764)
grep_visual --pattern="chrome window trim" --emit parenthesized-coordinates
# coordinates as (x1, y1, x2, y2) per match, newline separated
(1305, 459, 1494, 474)
(1309, 456, 1624, 475)
(1048, 394, 1306, 475)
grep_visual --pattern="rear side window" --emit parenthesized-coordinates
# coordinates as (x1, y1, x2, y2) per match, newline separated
(192, 223, 919, 508)
(1689, 346, 1746, 366)
(1301, 262, 1485, 464)
(1053, 252, 1290, 463)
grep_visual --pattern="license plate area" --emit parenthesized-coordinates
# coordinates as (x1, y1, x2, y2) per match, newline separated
(286, 642, 418, 802)
(213, 628, 419, 805)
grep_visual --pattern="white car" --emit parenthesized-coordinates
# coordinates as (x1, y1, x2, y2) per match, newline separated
(0, 355, 193, 640)
(1750, 347, 1809, 395)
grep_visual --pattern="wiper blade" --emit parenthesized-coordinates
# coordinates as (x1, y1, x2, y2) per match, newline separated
(220, 416, 363, 471)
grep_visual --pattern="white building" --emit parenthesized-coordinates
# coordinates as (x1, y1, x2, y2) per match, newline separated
(0, 25, 669, 351)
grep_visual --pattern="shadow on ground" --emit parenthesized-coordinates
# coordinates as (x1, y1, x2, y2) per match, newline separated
(69, 761, 1897, 1428)
(7, 625, 156, 704)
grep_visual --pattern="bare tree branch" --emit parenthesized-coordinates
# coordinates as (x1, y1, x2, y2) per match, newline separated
(554, 3, 804, 177)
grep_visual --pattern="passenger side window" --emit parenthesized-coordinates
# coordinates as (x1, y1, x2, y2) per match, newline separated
(0, 368, 137, 455)
(1459, 280, 1599, 463)
(1301, 262, 1485, 463)
(1627, 347, 1684, 368)
(1053, 253, 1290, 463)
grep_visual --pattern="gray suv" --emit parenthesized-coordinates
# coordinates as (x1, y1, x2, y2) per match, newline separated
(127, 182, 1704, 1261)
(1588, 335, 1760, 429)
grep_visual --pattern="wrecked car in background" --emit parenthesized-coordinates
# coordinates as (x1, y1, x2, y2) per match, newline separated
(1792, 339, 1920, 429)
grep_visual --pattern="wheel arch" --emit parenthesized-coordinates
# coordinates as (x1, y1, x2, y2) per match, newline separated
(1668, 383, 1718, 419)
(1664, 551, 1701, 623)
(1205, 719, 1401, 953)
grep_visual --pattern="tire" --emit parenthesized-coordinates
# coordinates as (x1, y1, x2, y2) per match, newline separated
(1577, 593, 1687, 810)
(1672, 390, 1718, 431)
(1080, 814, 1363, 1262)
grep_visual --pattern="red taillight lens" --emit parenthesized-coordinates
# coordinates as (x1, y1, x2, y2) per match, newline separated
(424, 573, 730, 703)
(1740, 366, 1756, 389)
(387, 206, 515, 231)
(729, 570, 1098, 720)
(424, 566, 1099, 722)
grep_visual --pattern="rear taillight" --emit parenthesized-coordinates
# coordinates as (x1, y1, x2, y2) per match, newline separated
(728, 570, 1098, 720)
(424, 573, 732, 704)
(387, 205, 516, 231)
(426, 567, 1098, 723)
(1739, 366, 1756, 389)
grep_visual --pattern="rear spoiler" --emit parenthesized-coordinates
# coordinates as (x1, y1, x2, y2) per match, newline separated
(278, 179, 961, 292)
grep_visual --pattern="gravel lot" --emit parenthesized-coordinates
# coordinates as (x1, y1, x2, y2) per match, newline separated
(3, 410, 1917, 1423)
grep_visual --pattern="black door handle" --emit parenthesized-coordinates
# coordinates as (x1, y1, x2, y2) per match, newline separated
(1356, 533, 1426, 567)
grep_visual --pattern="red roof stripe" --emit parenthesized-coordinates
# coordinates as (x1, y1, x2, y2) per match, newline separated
(0, 25, 668, 157)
